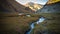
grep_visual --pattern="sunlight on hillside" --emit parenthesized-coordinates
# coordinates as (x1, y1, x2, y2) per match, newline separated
(47, 0, 60, 4)
(28, 4, 43, 11)
(34, 4, 42, 10)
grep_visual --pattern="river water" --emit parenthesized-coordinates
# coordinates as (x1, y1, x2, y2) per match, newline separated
(26, 17, 46, 34)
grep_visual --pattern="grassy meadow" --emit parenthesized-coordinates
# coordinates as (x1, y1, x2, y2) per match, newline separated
(0, 13, 60, 34)
(0, 13, 40, 34)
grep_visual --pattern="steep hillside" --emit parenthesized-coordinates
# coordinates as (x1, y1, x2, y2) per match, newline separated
(37, 1, 60, 13)
(24, 2, 43, 11)
(0, 0, 33, 16)
(0, 0, 17, 14)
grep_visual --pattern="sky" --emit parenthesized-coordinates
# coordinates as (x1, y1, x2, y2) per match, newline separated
(15, 0, 48, 5)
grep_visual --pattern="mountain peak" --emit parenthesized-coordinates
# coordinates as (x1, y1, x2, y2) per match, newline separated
(24, 2, 43, 11)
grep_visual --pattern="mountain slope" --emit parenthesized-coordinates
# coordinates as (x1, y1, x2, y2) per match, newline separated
(24, 2, 43, 11)
(47, 0, 60, 4)
(37, 1, 60, 13)
(0, 0, 33, 15)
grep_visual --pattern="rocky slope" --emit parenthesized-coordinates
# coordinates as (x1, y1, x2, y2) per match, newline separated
(24, 2, 43, 11)
(37, 0, 60, 13)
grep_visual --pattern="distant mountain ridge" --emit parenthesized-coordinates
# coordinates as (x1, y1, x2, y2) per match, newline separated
(24, 2, 43, 11)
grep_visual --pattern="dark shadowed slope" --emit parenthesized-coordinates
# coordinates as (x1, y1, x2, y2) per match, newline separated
(37, 1, 60, 13)
(0, 0, 34, 15)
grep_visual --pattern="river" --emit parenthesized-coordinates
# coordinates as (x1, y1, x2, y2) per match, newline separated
(26, 17, 46, 34)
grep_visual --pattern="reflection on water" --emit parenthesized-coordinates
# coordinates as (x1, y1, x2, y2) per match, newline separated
(31, 23, 34, 29)
(36, 17, 45, 24)
(26, 17, 45, 34)
(26, 23, 34, 34)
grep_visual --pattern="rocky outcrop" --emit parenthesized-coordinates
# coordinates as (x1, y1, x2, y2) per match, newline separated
(37, 1, 60, 13)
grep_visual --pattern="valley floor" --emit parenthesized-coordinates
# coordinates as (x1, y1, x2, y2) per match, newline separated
(0, 13, 60, 34)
